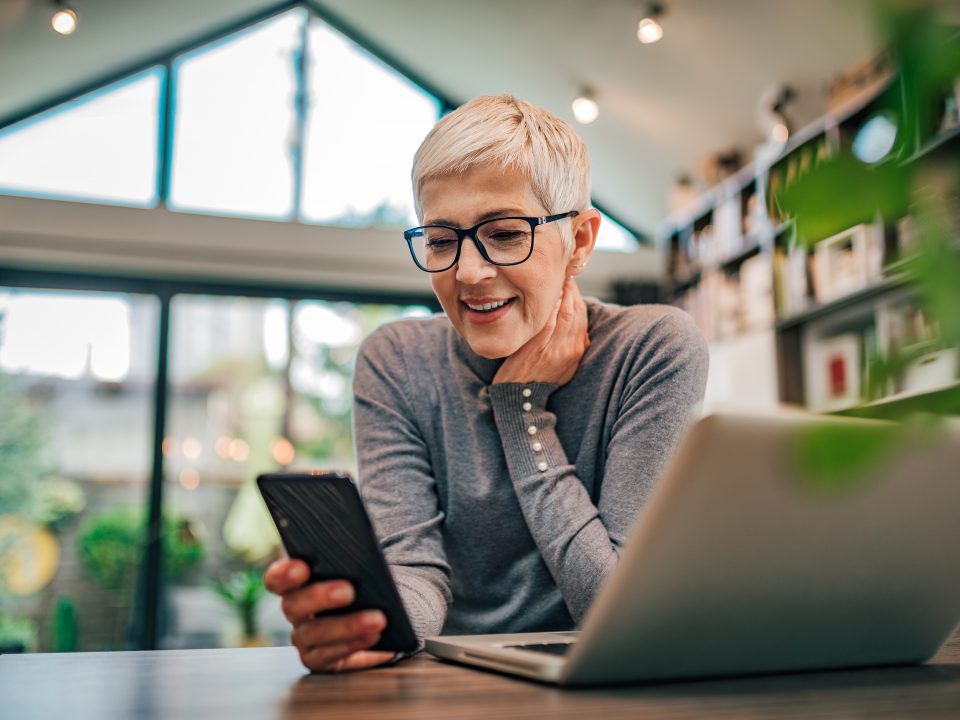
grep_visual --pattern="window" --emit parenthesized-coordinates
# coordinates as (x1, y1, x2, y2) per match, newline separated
(160, 294, 429, 649)
(0, 70, 162, 207)
(595, 210, 640, 252)
(168, 9, 306, 220)
(0, 288, 159, 653)
(299, 19, 440, 228)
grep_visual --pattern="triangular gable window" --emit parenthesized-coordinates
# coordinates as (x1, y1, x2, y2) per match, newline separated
(169, 8, 306, 220)
(299, 20, 439, 228)
(0, 69, 162, 207)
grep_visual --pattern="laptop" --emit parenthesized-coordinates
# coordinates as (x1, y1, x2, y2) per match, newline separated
(425, 411, 960, 686)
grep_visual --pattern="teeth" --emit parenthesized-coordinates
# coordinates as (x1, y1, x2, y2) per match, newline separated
(466, 299, 510, 312)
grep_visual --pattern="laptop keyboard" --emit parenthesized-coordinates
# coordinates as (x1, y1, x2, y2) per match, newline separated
(505, 642, 575, 656)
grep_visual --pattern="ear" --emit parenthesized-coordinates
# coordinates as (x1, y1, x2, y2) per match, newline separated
(565, 209, 601, 276)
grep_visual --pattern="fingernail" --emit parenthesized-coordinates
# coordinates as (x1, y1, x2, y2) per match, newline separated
(361, 611, 386, 630)
(329, 584, 354, 604)
(288, 565, 308, 583)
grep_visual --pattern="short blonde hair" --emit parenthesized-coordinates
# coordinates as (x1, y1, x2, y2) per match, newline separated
(411, 94, 591, 252)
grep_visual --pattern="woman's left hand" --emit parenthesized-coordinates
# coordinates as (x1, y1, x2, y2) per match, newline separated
(493, 276, 590, 387)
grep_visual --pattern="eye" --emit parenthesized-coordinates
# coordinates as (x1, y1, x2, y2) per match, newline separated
(425, 237, 456, 250)
(489, 231, 526, 242)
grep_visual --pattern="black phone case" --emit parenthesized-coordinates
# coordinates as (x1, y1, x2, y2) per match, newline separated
(257, 472, 418, 653)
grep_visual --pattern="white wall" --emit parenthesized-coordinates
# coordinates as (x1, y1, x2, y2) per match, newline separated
(701, 329, 781, 413)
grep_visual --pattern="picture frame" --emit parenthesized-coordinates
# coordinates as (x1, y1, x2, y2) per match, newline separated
(811, 223, 884, 303)
(807, 333, 862, 412)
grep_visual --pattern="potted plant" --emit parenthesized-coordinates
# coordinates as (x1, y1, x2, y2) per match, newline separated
(211, 568, 268, 647)
(79, 507, 204, 648)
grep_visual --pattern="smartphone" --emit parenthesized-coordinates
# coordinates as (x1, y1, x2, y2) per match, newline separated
(257, 471, 418, 653)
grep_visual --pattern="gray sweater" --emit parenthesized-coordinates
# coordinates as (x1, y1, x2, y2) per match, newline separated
(352, 299, 708, 641)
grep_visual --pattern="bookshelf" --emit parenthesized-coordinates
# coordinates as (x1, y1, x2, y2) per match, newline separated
(658, 72, 960, 416)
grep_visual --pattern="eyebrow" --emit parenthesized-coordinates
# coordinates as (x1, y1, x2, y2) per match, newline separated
(426, 208, 530, 227)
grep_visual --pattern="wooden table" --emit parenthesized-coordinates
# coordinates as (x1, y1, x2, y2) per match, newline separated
(3, 631, 959, 719)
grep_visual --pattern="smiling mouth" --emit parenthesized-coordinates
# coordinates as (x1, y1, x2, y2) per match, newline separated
(463, 298, 515, 313)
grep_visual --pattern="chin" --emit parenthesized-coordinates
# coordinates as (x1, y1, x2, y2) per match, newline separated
(465, 335, 522, 360)
(468, 342, 512, 360)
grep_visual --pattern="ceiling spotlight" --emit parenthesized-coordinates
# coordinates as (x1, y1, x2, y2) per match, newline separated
(572, 90, 599, 125)
(51, 2, 78, 35)
(637, 3, 665, 44)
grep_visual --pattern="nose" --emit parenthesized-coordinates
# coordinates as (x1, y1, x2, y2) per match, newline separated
(455, 237, 497, 284)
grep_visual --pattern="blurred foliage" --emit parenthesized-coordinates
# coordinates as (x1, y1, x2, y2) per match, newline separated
(0, 614, 36, 652)
(52, 595, 78, 653)
(780, 1, 960, 486)
(878, 0, 960, 146)
(78, 508, 142, 593)
(0, 374, 48, 518)
(909, 189, 960, 348)
(792, 422, 902, 492)
(211, 568, 267, 639)
(779, 153, 913, 243)
(778, 0, 960, 414)
(79, 507, 205, 594)
(33, 477, 87, 534)
(0, 374, 53, 650)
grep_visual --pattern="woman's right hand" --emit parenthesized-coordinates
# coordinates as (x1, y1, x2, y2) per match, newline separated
(264, 558, 397, 672)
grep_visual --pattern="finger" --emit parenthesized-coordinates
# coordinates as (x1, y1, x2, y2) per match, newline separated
(292, 609, 386, 649)
(556, 276, 579, 328)
(300, 633, 384, 672)
(337, 649, 399, 672)
(524, 294, 561, 350)
(281, 580, 355, 624)
(543, 296, 562, 336)
(264, 559, 310, 595)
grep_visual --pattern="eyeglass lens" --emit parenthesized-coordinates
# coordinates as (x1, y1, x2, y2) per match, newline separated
(409, 218, 533, 271)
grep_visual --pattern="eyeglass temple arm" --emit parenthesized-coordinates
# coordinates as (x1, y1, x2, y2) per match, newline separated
(538, 210, 579, 224)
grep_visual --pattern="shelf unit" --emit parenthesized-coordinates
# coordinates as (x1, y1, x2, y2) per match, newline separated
(833, 381, 960, 421)
(658, 71, 960, 416)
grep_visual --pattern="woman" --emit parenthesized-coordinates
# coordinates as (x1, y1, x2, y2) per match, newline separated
(265, 95, 708, 672)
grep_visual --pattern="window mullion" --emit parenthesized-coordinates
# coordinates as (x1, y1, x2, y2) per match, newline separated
(291, 10, 310, 220)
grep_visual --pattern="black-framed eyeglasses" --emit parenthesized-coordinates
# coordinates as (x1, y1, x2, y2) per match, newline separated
(403, 211, 579, 273)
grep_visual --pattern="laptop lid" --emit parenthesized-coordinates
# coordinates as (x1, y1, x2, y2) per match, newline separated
(556, 412, 960, 685)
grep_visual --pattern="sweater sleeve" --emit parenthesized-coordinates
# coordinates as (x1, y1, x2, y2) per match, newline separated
(352, 326, 451, 643)
(488, 308, 708, 621)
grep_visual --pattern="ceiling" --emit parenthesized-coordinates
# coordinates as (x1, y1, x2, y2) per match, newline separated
(0, 0, 881, 235)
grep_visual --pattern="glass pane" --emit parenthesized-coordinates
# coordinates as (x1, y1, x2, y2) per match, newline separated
(300, 20, 439, 228)
(169, 9, 305, 220)
(595, 210, 640, 252)
(162, 295, 429, 649)
(0, 70, 161, 207)
(0, 288, 158, 653)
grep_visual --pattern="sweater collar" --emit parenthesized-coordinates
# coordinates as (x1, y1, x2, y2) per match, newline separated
(448, 324, 504, 384)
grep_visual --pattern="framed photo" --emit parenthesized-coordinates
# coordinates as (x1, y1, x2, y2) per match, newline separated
(811, 223, 884, 303)
(807, 333, 862, 412)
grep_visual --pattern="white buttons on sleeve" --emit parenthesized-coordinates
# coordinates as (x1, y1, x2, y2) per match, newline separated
(521, 388, 544, 469)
